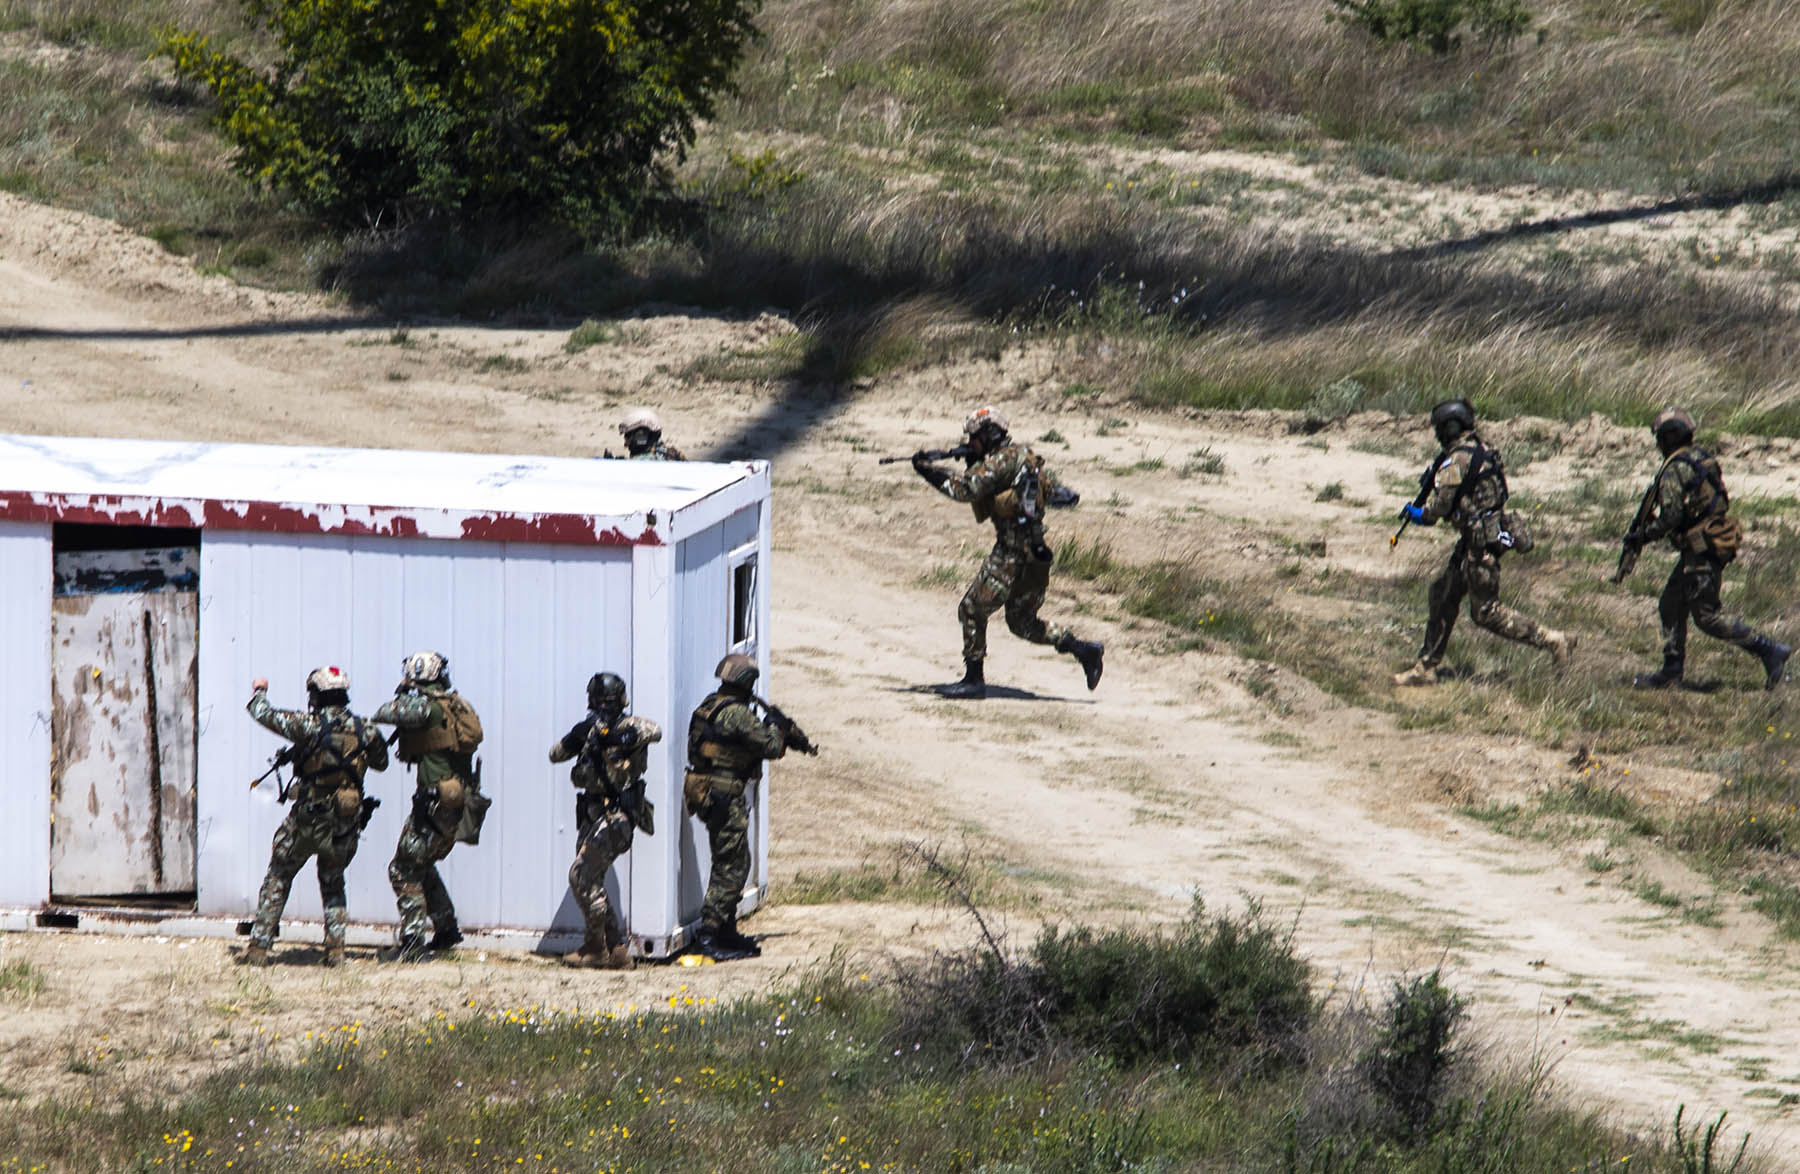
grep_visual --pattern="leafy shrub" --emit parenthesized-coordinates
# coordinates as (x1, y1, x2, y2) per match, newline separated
(1362, 969, 1468, 1140)
(1330, 0, 1530, 54)
(161, 0, 762, 235)
(897, 895, 1313, 1070)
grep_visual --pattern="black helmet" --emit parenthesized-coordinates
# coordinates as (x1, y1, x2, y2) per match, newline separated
(1429, 398, 1475, 445)
(714, 653, 759, 689)
(587, 671, 627, 713)
(1652, 407, 1696, 450)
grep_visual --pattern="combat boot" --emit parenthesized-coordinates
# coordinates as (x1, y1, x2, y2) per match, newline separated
(602, 944, 636, 971)
(692, 925, 753, 962)
(1391, 660, 1437, 687)
(560, 947, 609, 969)
(1056, 634, 1105, 691)
(1632, 661, 1683, 690)
(723, 915, 762, 958)
(241, 944, 270, 967)
(1545, 630, 1577, 671)
(323, 943, 346, 968)
(427, 924, 464, 952)
(939, 659, 986, 700)
(383, 934, 432, 964)
(1751, 636, 1792, 691)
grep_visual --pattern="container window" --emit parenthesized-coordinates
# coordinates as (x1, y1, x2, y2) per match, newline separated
(729, 544, 758, 652)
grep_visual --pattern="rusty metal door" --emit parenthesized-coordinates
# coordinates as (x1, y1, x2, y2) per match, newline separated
(50, 591, 198, 897)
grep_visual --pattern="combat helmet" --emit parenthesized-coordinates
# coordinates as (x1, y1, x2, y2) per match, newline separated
(1652, 407, 1696, 449)
(963, 405, 1010, 440)
(401, 650, 448, 687)
(714, 652, 759, 689)
(588, 671, 627, 714)
(1429, 398, 1475, 446)
(619, 408, 664, 454)
(306, 665, 350, 693)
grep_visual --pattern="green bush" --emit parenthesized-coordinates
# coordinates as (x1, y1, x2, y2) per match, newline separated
(1330, 0, 1530, 54)
(1362, 969, 1468, 1141)
(161, 0, 763, 235)
(898, 896, 1313, 1070)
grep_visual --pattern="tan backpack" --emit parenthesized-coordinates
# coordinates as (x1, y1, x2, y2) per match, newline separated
(439, 690, 484, 752)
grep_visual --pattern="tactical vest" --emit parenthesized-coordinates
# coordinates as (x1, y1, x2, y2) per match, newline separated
(1666, 447, 1729, 521)
(687, 691, 762, 778)
(970, 446, 1048, 526)
(294, 714, 370, 820)
(1440, 438, 1510, 548)
(395, 690, 480, 763)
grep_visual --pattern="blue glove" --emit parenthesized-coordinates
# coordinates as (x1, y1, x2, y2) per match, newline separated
(1399, 503, 1431, 526)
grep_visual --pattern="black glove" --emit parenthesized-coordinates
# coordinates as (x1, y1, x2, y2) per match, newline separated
(1622, 531, 1646, 552)
(1047, 487, 1079, 509)
(410, 790, 435, 830)
(912, 455, 951, 491)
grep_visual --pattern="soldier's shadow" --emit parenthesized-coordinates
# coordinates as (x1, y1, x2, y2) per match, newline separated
(895, 683, 1095, 704)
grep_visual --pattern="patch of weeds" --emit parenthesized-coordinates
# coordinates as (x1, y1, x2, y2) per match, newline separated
(1362, 969, 1467, 1143)
(1055, 537, 1122, 581)
(1038, 428, 1065, 444)
(1107, 457, 1165, 476)
(477, 354, 528, 374)
(913, 564, 962, 588)
(384, 370, 409, 382)
(388, 327, 417, 348)
(0, 960, 45, 1000)
(564, 318, 622, 353)
(1314, 481, 1347, 503)
(1583, 851, 1616, 873)
(1178, 446, 1227, 478)
(144, 224, 188, 254)
(527, 385, 576, 402)
(1745, 876, 1800, 939)
(1095, 416, 1129, 437)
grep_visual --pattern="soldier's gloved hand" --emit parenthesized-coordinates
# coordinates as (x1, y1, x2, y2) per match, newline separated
(1398, 503, 1431, 526)
(1622, 530, 1646, 552)
(912, 456, 951, 491)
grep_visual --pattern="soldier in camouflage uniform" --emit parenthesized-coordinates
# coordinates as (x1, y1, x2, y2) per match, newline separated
(912, 406, 1104, 700)
(613, 408, 686, 461)
(372, 650, 485, 962)
(1623, 408, 1791, 690)
(549, 672, 661, 970)
(684, 653, 786, 962)
(1393, 399, 1575, 686)
(242, 667, 388, 967)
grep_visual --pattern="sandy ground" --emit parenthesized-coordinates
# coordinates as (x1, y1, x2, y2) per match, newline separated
(5, 190, 1800, 1161)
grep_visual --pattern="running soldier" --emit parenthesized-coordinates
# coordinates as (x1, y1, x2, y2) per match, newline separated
(910, 406, 1103, 699)
(242, 667, 388, 967)
(684, 654, 796, 961)
(372, 650, 486, 962)
(613, 408, 686, 461)
(1618, 408, 1790, 690)
(1392, 399, 1575, 686)
(548, 672, 661, 970)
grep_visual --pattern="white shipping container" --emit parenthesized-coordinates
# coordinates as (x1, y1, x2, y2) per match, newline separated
(0, 433, 774, 956)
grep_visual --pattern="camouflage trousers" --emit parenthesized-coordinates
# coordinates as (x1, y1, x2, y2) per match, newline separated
(250, 804, 359, 949)
(570, 808, 635, 949)
(960, 542, 1069, 663)
(699, 789, 750, 931)
(388, 813, 458, 941)
(1417, 544, 1553, 669)
(1660, 554, 1756, 669)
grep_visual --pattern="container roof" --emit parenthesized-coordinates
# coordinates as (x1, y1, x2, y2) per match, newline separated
(0, 433, 764, 545)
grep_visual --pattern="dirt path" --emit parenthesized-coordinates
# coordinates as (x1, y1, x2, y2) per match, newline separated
(3, 191, 1799, 1160)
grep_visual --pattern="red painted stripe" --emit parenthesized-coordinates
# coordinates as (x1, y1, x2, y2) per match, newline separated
(0, 490, 662, 547)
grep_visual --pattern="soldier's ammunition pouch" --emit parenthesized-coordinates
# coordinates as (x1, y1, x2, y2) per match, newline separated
(683, 770, 712, 816)
(333, 785, 364, 822)
(991, 487, 1021, 519)
(397, 721, 456, 761)
(1686, 514, 1742, 563)
(454, 783, 491, 845)
(434, 775, 466, 813)
(970, 499, 991, 524)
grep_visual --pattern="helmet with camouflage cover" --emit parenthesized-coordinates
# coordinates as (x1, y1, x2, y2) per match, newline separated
(962, 405, 1011, 456)
(1653, 407, 1696, 453)
(401, 650, 448, 688)
(588, 671, 627, 715)
(618, 407, 664, 438)
(307, 665, 350, 694)
(714, 652, 759, 690)
(1429, 398, 1475, 447)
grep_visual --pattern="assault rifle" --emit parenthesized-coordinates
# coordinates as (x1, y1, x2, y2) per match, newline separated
(1391, 460, 1438, 548)
(878, 444, 974, 465)
(249, 742, 300, 798)
(751, 696, 820, 756)
(1614, 477, 1661, 584)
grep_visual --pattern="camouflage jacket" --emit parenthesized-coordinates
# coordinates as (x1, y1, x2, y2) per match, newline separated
(1421, 434, 1507, 546)
(631, 442, 686, 461)
(247, 692, 388, 799)
(1639, 444, 1729, 549)
(687, 690, 785, 782)
(550, 712, 663, 796)
(372, 686, 466, 790)
(935, 442, 1063, 554)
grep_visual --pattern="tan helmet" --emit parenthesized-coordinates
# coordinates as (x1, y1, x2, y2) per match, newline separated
(401, 650, 448, 687)
(619, 407, 664, 437)
(306, 665, 350, 694)
(1652, 407, 1697, 441)
(962, 405, 1010, 438)
(714, 652, 759, 688)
